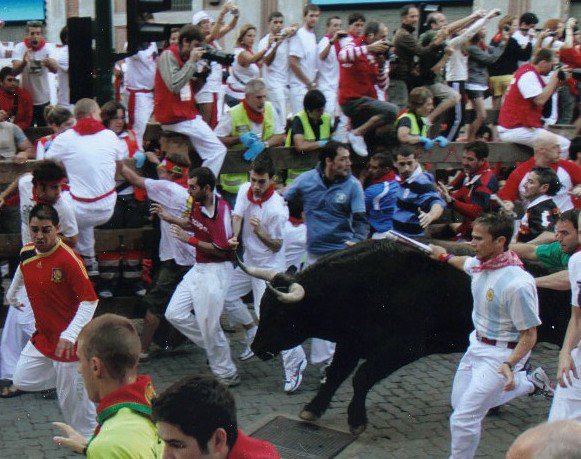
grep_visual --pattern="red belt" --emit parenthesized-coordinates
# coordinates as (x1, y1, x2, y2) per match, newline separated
(476, 331, 517, 350)
(127, 88, 153, 129)
(127, 88, 153, 93)
(70, 188, 116, 203)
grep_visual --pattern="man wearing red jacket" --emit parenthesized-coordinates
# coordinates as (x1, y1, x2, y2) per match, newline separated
(0, 66, 33, 129)
(154, 24, 226, 177)
(498, 131, 581, 212)
(497, 49, 570, 159)
(436, 141, 499, 240)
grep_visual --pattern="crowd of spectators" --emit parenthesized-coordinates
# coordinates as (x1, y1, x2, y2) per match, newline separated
(1, 2, 581, 458)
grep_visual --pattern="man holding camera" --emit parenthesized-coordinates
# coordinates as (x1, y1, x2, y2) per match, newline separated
(154, 24, 226, 177)
(497, 48, 571, 159)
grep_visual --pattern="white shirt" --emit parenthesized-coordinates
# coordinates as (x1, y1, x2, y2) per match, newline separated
(125, 42, 157, 90)
(258, 35, 289, 90)
(144, 179, 196, 266)
(233, 182, 288, 269)
(517, 70, 544, 99)
(18, 174, 78, 245)
(464, 257, 541, 342)
(284, 220, 307, 270)
(568, 252, 581, 354)
(199, 41, 224, 94)
(445, 17, 487, 82)
(46, 127, 124, 201)
(54, 45, 70, 107)
(317, 36, 339, 91)
(226, 48, 260, 100)
(516, 165, 575, 212)
(288, 26, 318, 87)
(12, 41, 55, 105)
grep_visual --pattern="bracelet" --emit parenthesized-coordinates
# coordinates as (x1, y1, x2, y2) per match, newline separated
(187, 236, 200, 247)
(503, 361, 514, 371)
(438, 253, 454, 263)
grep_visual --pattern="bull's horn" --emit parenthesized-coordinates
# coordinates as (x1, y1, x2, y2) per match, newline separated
(273, 282, 305, 303)
(236, 253, 278, 281)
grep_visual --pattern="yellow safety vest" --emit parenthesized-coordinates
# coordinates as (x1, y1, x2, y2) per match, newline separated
(285, 111, 332, 185)
(395, 111, 428, 137)
(220, 102, 275, 195)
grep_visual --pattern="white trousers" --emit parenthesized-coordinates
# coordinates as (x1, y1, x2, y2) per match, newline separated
(165, 262, 237, 378)
(320, 87, 338, 118)
(497, 126, 571, 160)
(73, 196, 116, 258)
(0, 289, 34, 380)
(13, 342, 97, 439)
(127, 90, 153, 146)
(449, 331, 534, 459)
(162, 117, 227, 177)
(306, 252, 336, 365)
(290, 85, 309, 118)
(267, 86, 289, 134)
(548, 347, 581, 421)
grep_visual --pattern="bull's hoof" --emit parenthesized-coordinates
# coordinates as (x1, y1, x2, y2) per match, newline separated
(299, 409, 320, 422)
(349, 423, 367, 436)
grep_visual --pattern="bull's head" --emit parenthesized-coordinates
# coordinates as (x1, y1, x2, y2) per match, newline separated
(236, 255, 310, 360)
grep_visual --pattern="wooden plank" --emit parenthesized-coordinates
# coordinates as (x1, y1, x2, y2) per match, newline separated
(548, 124, 576, 139)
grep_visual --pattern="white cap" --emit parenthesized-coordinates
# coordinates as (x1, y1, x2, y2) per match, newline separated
(192, 11, 211, 25)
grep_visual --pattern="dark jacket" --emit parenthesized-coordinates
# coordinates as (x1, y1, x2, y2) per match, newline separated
(488, 36, 532, 76)
(390, 24, 443, 82)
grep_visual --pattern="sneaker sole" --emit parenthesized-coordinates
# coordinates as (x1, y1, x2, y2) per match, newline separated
(285, 360, 307, 394)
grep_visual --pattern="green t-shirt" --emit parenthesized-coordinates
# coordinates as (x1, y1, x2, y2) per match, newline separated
(535, 241, 571, 269)
(88, 407, 162, 459)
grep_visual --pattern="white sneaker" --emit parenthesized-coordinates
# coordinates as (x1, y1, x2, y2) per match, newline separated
(239, 326, 257, 361)
(284, 359, 307, 393)
(217, 373, 241, 387)
(527, 366, 554, 399)
(347, 132, 369, 157)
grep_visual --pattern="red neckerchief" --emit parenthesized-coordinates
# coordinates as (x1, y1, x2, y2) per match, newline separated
(173, 170, 189, 189)
(492, 32, 502, 44)
(247, 184, 275, 207)
(472, 250, 524, 273)
(73, 118, 106, 136)
(371, 171, 396, 185)
(241, 99, 265, 125)
(88, 375, 155, 447)
(24, 38, 46, 51)
(289, 216, 303, 226)
(31, 180, 65, 204)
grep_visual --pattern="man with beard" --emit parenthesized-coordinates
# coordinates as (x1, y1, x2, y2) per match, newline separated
(364, 152, 398, 239)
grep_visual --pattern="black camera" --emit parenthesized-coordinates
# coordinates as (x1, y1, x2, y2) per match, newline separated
(503, 25, 510, 32)
(201, 45, 235, 66)
(337, 32, 348, 38)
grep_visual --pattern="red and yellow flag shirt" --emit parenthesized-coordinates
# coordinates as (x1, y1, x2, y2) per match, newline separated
(20, 240, 98, 362)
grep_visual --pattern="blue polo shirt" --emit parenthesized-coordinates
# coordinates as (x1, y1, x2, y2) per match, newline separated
(284, 165, 366, 255)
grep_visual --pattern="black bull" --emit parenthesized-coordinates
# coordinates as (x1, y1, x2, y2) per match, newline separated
(247, 239, 570, 435)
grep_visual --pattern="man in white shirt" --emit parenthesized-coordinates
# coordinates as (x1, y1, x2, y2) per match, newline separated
(288, 4, 320, 116)
(46, 98, 124, 276)
(317, 16, 345, 118)
(258, 12, 296, 134)
(12, 21, 58, 127)
(55, 26, 71, 109)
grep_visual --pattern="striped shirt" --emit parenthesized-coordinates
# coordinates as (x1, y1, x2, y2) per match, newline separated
(464, 257, 541, 342)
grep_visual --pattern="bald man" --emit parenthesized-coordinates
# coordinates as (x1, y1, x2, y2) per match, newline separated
(45, 98, 124, 276)
(506, 420, 581, 458)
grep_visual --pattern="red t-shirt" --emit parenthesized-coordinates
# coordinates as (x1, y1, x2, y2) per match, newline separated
(189, 195, 233, 264)
(228, 431, 280, 459)
(20, 240, 98, 362)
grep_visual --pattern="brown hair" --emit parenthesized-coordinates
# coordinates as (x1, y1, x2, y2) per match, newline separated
(44, 105, 73, 126)
(408, 87, 433, 111)
(78, 314, 141, 381)
(100, 100, 126, 130)
(236, 24, 256, 47)
(497, 15, 516, 32)
(542, 19, 562, 31)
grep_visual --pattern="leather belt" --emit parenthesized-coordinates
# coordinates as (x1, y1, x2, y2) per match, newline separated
(476, 331, 517, 350)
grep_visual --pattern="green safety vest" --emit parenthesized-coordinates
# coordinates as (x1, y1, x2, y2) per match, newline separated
(395, 111, 428, 137)
(285, 111, 332, 185)
(220, 102, 275, 195)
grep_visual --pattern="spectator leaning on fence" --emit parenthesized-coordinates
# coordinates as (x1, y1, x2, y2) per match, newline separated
(0, 66, 33, 130)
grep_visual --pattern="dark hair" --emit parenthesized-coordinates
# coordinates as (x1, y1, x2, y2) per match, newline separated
(287, 198, 303, 220)
(533, 48, 554, 65)
(303, 4, 320, 17)
(319, 140, 349, 164)
(364, 21, 382, 37)
(400, 4, 418, 18)
(32, 160, 67, 186)
(179, 24, 205, 45)
(268, 11, 283, 23)
(519, 12, 539, 26)
(59, 26, 68, 45)
(0, 66, 15, 82)
(408, 87, 433, 111)
(393, 145, 415, 159)
(464, 141, 489, 160)
(370, 152, 392, 169)
(189, 167, 216, 191)
(326, 16, 341, 28)
(473, 213, 514, 250)
(348, 13, 366, 25)
(152, 375, 238, 452)
(250, 155, 274, 177)
(29, 203, 59, 225)
(559, 209, 579, 230)
(44, 105, 73, 126)
(26, 21, 44, 31)
(100, 100, 126, 130)
(569, 136, 581, 161)
(303, 89, 326, 112)
(530, 167, 561, 196)
(78, 314, 141, 381)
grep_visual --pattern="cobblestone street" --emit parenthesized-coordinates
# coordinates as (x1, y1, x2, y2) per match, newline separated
(0, 326, 559, 459)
